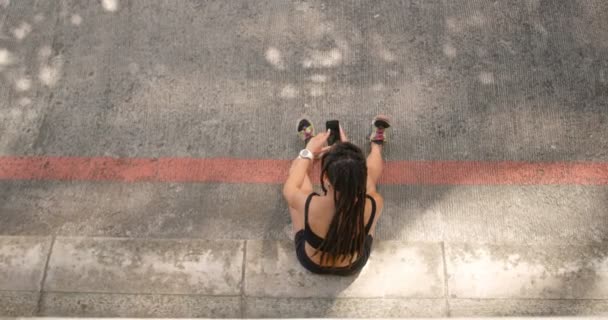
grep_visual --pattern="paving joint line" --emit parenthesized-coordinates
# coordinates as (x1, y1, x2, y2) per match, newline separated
(38, 290, 240, 298)
(8, 288, 608, 302)
(449, 297, 608, 302)
(440, 241, 451, 317)
(0, 289, 44, 293)
(35, 235, 55, 316)
(238, 295, 608, 302)
(40, 290, 241, 298)
(240, 240, 247, 318)
(30, 235, 246, 243)
(245, 296, 447, 301)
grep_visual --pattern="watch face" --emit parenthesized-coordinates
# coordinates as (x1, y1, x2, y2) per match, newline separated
(300, 149, 312, 158)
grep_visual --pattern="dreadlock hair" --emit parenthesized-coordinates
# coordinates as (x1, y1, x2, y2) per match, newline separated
(312, 141, 368, 269)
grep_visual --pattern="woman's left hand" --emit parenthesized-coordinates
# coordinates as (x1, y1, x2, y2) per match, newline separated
(339, 124, 349, 142)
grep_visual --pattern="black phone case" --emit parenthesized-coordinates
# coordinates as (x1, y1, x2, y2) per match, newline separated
(326, 120, 340, 145)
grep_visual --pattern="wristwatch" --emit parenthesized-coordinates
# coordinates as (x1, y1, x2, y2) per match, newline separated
(298, 149, 314, 160)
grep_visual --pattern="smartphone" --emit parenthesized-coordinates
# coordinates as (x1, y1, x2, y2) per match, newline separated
(326, 120, 340, 146)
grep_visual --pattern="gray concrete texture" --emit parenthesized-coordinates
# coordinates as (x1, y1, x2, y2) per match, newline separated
(245, 241, 444, 298)
(2, 236, 608, 317)
(45, 237, 244, 295)
(1, 182, 607, 244)
(0, 236, 51, 291)
(1, 0, 608, 318)
(39, 292, 242, 318)
(0, 0, 606, 160)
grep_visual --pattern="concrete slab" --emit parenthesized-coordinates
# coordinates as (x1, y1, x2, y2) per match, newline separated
(0, 0, 58, 156)
(0, 291, 38, 317)
(32, 0, 145, 158)
(7, 0, 604, 161)
(39, 292, 241, 318)
(45, 237, 244, 295)
(0, 236, 51, 291)
(1, 182, 607, 245)
(34, 0, 260, 159)
(450, 298, 608, 317)
(399, 185, 608, 244)
(244, 297, 446, 318)
(0, 181, 289, 240)
(245, 240, 444, 298)
(446, 243, 608, 299)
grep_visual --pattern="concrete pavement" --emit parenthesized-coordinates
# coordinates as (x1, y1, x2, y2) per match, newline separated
(1, 0, 608, 317)
(2, 236, 608, 317)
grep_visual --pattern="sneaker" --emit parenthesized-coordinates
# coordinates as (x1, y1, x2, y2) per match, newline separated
(297, 118, 315, 144)
(369, 115, 391, 145)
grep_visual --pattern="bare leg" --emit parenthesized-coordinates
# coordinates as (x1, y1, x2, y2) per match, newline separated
(366, 143, 383, 193)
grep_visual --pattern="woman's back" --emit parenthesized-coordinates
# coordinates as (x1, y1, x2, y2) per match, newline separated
(304, 192, 381, 267)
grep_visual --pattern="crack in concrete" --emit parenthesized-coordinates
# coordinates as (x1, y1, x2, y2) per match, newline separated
(35, 235, 55, 316)
(441, 241, 451, 317)
(240, 239, 247, 318)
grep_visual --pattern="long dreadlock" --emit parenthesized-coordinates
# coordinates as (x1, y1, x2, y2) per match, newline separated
(312, 142, 368, 268)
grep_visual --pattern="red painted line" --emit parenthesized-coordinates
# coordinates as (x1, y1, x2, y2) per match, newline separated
(0, 156, 607, 185)
(383, 161, 608, 185)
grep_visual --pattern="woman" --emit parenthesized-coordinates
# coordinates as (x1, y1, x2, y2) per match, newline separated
(283, 115, 390, 276)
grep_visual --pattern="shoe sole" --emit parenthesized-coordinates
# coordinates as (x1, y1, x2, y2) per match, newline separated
(372, 115, 391, 129)
(296, 117, 315, 143)
(296, 117, 314, 131)
(370, 115, 390, 144)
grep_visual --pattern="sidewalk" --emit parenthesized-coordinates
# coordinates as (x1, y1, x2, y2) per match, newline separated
(2, 236, 608, 317)
(1, 0, 608, 317)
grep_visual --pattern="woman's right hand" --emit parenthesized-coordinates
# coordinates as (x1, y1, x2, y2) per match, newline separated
(305, 129, 331, 157)
(307, 126, 349, 158)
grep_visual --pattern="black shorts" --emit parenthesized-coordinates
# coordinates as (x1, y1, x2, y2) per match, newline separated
(294, 229, 373, 276)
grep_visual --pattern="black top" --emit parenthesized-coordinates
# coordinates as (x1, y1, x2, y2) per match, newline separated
(304, 192, 376, 251)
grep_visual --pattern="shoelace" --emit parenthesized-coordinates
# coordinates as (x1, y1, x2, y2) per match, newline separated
(374, 128, 384, 140)
(300, 126, 314, 140)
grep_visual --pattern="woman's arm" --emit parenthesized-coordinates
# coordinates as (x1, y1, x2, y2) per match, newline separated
(282, 129, 331, 207)
(282, 157, 312, 205)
